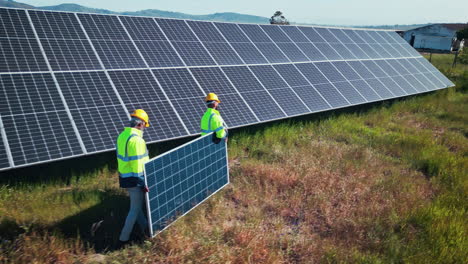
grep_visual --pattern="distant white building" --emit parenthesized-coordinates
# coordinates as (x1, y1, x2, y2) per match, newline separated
(403, 24, 467, 52)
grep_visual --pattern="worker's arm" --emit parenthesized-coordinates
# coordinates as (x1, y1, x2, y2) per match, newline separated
(212, 115, 227, 139)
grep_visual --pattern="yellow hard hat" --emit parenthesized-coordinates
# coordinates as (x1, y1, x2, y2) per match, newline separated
(205, 93, 220, 103)
(130, 109, 150, 127)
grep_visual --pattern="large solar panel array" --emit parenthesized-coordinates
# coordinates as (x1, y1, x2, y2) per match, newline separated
(144, 134, 228, 236)
(0, 7, 454, 171)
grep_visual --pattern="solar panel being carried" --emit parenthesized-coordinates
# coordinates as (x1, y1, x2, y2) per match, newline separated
(144, 133, 228, 236)
(0, 7, 454, 171)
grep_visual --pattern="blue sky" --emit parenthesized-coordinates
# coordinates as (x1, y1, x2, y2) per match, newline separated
(18, 0, 468, 25)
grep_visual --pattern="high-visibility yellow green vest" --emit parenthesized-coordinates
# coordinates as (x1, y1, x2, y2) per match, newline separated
(116, 127, 149, 188)
(200, 108, 226, 138)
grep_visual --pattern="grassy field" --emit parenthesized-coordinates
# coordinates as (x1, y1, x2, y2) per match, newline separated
(0, 54, 467, 263)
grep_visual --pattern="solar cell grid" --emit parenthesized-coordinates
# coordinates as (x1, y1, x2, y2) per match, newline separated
(332, 61, 362, 81)
(240, 91, 286, 121)
(202, 42, 244, 65)
(238, 24, 272, 42)
(145, 134, 228, 236)
(291, 85, 331, 111)
(314, 27, 339, 43)
(229, 42, 268, 64)
(298, 26, 326, 42)
(155, 18, 198, 41)
(348, 79, 381, 101)
(152, 68, 204, 100)
(3, 111, 82, 165)
(273, 64, 310, 87)
(119, 16, 166, 41)
(254, 42, 289, 63)
(260, 25, 292, 42)
(333, 81, 366, 104)
(171, 41, 216, 66)
(213, 93, 258, 127)
(135, 40, 184, 68)
(330, 43, 356, 59)
(0, 7, 454, 171)
(29, 11, 85, 39)
(190, 67, 238, 95)
(78, 14, 129, 40)
(0, 73, 65, 116)
(276, 43, 309, 62)
(329, 29, 354, 44)
(315, 62, 346, 82)
(295, 43, 327, 61)
(55, 71, 127, 152)
(0, 38, 49, 72)
(87, 40, 147, 69)
(280, 26, 310, 42)
(296, 63, 330, 85)
(314, 83, 349, 108)
(0, 9, 35, 38)
(186, 21, 225, 42)
(213, 22, 250, 42)
(41, 39, 101, 71)
(0, 134, 10, 169)
(221, 66, 265, 92)
(343, 43, 368, 59)
(376, 77, 407, 97)
(313, 42, 342, 60)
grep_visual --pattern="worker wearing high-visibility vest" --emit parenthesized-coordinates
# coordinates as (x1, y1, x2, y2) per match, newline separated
(116, 109, 150, 245)
(200, 93, 228, 143)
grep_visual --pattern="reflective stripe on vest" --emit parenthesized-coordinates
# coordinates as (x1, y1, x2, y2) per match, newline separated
(201, 113, 224, 133)
(119, 171, 144, 178)
(116, 134, 148, 162)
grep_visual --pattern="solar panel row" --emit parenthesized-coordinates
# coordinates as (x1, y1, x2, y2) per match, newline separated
(0, 7, 454, 171)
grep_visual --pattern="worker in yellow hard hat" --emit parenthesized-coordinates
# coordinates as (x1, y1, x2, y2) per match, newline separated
(116, 109, 150, 246)
(200, 93, 228, 143)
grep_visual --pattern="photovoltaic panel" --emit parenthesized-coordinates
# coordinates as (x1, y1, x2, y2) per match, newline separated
(144, 134, 228, 236)
(0, 137, 9, 169)
(0, 73, 83, 165)
(0, 9, 49, 73)
(298, 26, 325, 42)
(273, 64, 310, 87)
(55, 71, 128, 152)
(152, 68, 205, 133)
(275, 43, 309, 62)
(229, 42, 269, 64)
(248, 66, 309, 117)
(0, 7, 454, 171)
(291, 85, 331, 112)
(348, 80, 381, 102)
(189, 67, 258, 126)
(260, 25, 292, 43)
(280, 26, 310, 42)
(108, 70, 188, 141)
(295, 43, 327, 61)
(202, 42, 244, 65)
(314, 83, 349, 108)
(28, 10, 102, 71)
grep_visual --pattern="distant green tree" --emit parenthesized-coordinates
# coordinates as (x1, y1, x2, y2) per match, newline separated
(456, 27, 468, 41)
(270, 11, 289, 25)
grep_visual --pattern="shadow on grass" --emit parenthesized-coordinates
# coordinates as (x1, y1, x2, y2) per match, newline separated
(53, 190, 135, 253)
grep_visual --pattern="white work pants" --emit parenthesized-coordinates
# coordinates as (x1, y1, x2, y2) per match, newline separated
(119, 187, 148, 242)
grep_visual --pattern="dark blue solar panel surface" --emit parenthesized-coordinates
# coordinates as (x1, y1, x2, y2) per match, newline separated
(145, 134, 228, 236)
(0, 7, 454, 171)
